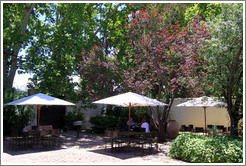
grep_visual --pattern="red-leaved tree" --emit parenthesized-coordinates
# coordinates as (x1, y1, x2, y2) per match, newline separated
(79, 4, 210, 141)
(109, 4, 210, 141)
(79, 45, 121, 103)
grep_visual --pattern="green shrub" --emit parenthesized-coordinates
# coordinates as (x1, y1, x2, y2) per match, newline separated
(90, 115, 120, 133)
(207, 124, 219, 136)
(64, 111, 84, 129)
(170, 133, 243, 163)
(90, 105, 151, 134)
(3, 88, 34, 136)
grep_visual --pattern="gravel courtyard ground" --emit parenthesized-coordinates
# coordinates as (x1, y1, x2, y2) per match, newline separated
(2, 131, 186, 165)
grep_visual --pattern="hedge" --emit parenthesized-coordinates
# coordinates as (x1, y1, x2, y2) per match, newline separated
(169, 133, 243, 163)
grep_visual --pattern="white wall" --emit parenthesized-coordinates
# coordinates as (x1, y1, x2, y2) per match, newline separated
(170, 98, 230, 130)
(66, 101, 102, 130)
(28, 98, 231, 131)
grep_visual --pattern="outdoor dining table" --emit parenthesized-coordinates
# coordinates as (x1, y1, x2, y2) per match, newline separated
(9, 130, 63, 151)
(109, 131, 156, 154)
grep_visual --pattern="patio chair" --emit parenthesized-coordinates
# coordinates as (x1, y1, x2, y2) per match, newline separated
(195, 127, 204, 133)
(188, 125, 194, 131)
(54, 136, 63, 148)
(41, 136, 52, 150)
(9, 137, 26, 151)
(104, 129, 124, 152)
(207, 125, 213, 129)
(180, 125, 186, 131)
(40, 130, 51, 138)
(217, 125, 227, 133)
(52, 129, 61, 137)
(134, 133, 152, 155)
(39, 125, 53, 131)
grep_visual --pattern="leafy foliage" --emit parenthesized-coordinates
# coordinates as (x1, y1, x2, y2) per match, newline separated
(204, 3, 243, 135)
(3, 3, 243, 140)
(90, 115, 120, 134)
(79, 3, 211, 142)
(3, 3, 36, 88)
(90, 105, 150, 133)
(170, 133, 243, 163)
(64, 111, 84, 129)
(185, 3, 222, 22)
(3, 88, 34, 136)
(104, 3, 210, 142)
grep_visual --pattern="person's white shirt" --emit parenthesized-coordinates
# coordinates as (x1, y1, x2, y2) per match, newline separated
(141, 122, 150, 133)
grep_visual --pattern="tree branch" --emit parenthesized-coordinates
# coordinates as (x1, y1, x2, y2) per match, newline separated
(233, 38, 243, 73)
(22, 3, 35, 34)
(94, 3, 122, 37)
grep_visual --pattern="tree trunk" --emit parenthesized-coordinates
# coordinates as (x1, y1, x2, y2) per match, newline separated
(230, 115, 239, 136)
(158, 119, 166, 142)
(3, 3, 35, 89)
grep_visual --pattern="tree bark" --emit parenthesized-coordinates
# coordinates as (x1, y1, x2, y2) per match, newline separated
(156, 92, 174, 142)
(230, 114, 239, 135)
(3, 3, 35, 88)
(158, 118, 166, 142)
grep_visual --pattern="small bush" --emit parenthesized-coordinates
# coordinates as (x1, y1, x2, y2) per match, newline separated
(64, 111, 84, 129)
(169, 133, 243, 163)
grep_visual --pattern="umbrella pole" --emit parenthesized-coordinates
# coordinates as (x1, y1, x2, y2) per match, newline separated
(37, 105, 41, 131)
(203, 107, 207, 133)
(128, 103, 131, 131)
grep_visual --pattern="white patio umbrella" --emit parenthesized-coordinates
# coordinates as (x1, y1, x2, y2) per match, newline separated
(176, 96, 227, 132)
(5, 93, 76, 130)
(92, 92, 168, 131)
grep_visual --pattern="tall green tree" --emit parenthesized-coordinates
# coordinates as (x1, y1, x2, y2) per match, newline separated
(23, 3, 135, 101)
(204, 3, 243, 136)
(185, 3, 222, 22)
(24, 3, 99, 99)
(3, 3, 35, 89)
(78, 3, 138, 103)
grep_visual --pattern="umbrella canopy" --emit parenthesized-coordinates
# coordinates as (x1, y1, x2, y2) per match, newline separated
(5, 93, 76, 130)
(5, 93, 75, 106)
(92, 92, 168, 131)
(177, 96, 227, 132)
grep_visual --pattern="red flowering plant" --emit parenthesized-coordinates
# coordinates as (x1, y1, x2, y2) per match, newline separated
(112, 4, 210, 141)
(79, 45, 121, 102)
(79, 3, 210, 141)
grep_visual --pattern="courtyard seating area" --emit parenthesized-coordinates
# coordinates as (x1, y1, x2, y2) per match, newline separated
(2, 130, 185, 164)
(180, 124, 230, 135)
(104, 130, 159, 155)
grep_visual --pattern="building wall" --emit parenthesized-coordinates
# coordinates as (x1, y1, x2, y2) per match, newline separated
(29, 98, 230, 131)
(170, 98, 231, 130)
(66, 101, 102, 130)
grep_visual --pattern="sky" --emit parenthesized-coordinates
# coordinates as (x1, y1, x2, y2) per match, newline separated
(13, 72, 80, 91)
(13, 72, 33, 91)
(12, 48, 80, 91)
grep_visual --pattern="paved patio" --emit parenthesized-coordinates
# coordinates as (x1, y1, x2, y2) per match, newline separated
(2, 131, 186, 164)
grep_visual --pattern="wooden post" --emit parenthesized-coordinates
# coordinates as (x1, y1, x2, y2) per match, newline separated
(128, 103, 131, 131)
(37, 105, 41, 130)
(203, 107, 207, 133)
